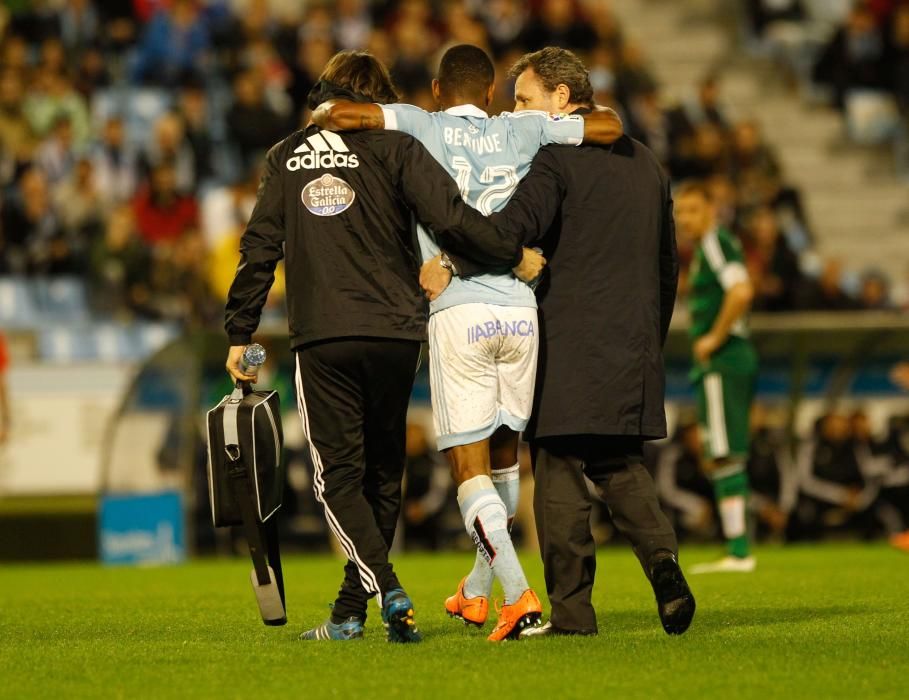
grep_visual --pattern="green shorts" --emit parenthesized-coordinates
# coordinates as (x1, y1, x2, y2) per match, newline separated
(695, 368, 755, 461)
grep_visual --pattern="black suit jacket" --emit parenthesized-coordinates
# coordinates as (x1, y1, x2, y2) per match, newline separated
(450, 131, 678, 441)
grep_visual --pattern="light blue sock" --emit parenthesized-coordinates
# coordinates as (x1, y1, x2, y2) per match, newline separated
(463, 465, 520, 599)
(458, 474, 528, 605)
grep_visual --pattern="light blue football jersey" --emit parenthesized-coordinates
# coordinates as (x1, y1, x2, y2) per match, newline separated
(381, 103, 584, 314)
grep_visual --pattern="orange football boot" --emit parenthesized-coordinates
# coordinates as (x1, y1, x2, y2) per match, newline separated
(487, 589, 543, 642)
(445, 577, 489, 627)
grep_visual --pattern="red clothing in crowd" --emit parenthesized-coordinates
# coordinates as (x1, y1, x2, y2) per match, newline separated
(0, 333, 9, 374)
(132, 186, 198, 244)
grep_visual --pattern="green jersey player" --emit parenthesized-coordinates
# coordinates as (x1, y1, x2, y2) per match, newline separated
(675, 181, 758, 574)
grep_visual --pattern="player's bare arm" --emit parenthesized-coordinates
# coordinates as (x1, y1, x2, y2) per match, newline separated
(694, 279, 755, 364)
(312, 100, 384, 131)
(581, 107, 623, 145)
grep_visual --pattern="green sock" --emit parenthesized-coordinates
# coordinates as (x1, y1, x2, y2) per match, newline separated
(712, 465, 750, 559)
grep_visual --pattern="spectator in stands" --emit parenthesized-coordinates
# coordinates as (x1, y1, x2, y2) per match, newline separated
(854, 408, 909, 530)
(132, 162, 198, 246)
(888, 365, 909, 551)
(481, 0, 528, 57)
(626, 87, 672, 166)
(54, 157, 104, 240)
(335, 0, 372, 52)
(747, 403, 797, 540)
(146, 227, 216, 323)
(682, 122, 730, 180)
(91, 115, 137, 205)
(730, 121, 781, 190)
(666, 76, 731, 179)
(132, 0, 210, 86)
(34, 114, 77, 186)
(0, 167, 73, 275)
(74, 43, 112, 97)
(744, 206, 805, 311)
(813, 4, 888, 110)
(388, 17, 435, 98)
(89, 204, 153, 318)
(746, 0, 806, 39)
(0, 68, 37, 182)
(226, 69, 289, 172)
(681, 75, 731, 132)
(140, 112, 197, 194)
(442, 2, 488, 48)
(177, 81, 215, 186)
(39, 37, 67, 77)
(287, 35, 336, 122)
(887, 2, 909, 113)
(59, 0, 101, 55)
(802, 257, 860, 310)
(521, 0, 597, 53)
(402, 421, 453, 550)
(587, 44, 618, 107)
(0, 34, 29, 73)
(614, 41, 657, 106)
(705, 173, 740, 229)
(792, 411, 880, 540)
(655, 419, 717, 541)
(0, 332, 8, 446)
(23, 69, 91, 147)
(859, 268, 893, 309)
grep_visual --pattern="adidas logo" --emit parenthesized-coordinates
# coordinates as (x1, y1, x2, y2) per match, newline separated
(286, 131, 360, 170)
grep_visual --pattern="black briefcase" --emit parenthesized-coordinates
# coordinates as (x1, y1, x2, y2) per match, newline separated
(206, 385, 284, 527)
(206, 383, 287, 625)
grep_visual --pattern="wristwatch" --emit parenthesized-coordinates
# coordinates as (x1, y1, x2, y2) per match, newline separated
(440, 252, 458, 275)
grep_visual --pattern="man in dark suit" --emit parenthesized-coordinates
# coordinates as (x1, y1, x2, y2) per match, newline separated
(423, 47, 695, 637)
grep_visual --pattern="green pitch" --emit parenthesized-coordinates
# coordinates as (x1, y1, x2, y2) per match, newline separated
(1, 544, 907, 699)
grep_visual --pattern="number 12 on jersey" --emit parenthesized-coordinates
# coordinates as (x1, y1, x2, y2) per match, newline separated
(451, 156, 519, 216)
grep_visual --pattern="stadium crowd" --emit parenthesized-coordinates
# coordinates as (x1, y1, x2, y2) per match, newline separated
(0, 0, 906, 330)
(745, 0, 909, 170)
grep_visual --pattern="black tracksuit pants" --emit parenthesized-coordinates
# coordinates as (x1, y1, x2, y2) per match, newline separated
(530, 435, 678, 633)
(294, 338, 421, 622)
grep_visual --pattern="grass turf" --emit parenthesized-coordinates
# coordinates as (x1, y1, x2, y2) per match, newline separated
(1, 544, 907, 699)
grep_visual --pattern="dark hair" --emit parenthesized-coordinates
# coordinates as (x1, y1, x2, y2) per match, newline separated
(317, 50, 399, 104)
(508, 47, 594, 108)
(438, 44, 494, 98)
(674, 180, 712, 201)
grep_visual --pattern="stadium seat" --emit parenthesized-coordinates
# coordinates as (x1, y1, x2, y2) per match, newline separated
(32, 277, 90, 323)
(0, 277, 39, 328)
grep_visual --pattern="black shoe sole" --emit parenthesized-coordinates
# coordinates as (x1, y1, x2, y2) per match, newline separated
(651, 556, 696, 635)
(384, 605, 422, 643)
(503, 612, 543, 640)
(446, 610, 485, 628)
(520, 624, 598, 638)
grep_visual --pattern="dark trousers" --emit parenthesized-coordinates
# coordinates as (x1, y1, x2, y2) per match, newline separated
(294, 338, 421, 622)
(531, 435, 678, 633)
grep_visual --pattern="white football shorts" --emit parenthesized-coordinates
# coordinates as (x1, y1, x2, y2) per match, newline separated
(427, 303, 539, 450)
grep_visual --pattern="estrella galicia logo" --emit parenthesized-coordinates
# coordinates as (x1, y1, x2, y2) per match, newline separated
(286, 131, 360, 170)
(302, 174, 356, 216)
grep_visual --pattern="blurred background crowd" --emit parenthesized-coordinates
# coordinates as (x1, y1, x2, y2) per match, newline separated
(0, 0, 907, 328)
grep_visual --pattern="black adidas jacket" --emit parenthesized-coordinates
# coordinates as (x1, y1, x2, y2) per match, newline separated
(225, 124, 521, 349)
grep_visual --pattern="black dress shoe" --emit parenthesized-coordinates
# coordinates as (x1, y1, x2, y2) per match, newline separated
(649, 550, 696, 635)
(519, 620, 598, 638)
